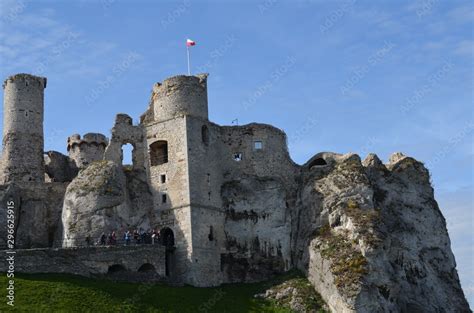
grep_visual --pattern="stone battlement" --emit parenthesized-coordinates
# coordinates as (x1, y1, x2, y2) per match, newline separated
(67, 133, 108, 168)
(67, 133, 108, 151)
(2, 73, 47, 89)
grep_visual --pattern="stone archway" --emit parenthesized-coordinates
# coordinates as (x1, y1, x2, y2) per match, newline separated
(137, 263, 156, 273)
(161, 227, 175, 248)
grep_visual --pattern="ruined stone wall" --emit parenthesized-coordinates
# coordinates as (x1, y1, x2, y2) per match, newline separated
(104, 114, 146, 171)
(1, 74, 46, 183)
(182, 117, 301, 284)
(0, 246, 166, 279)
(218, 123, 299, 182)
(217, 123, 298, 282)
(67, 133, 108, 168)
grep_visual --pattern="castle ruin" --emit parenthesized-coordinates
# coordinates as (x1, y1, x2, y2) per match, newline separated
(0, 73, 469, 312)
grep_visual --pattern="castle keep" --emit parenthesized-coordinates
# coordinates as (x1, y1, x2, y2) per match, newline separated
(0, 73, 469, 312)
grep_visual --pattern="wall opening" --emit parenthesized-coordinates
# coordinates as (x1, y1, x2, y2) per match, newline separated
(201, 125, 209, 145)
(122, 143, 133, 166)
(150, 141, 168, 166)
(162, 194, 167, 204)
(254, 140, 263, 150)
(309, 157, 327, 169)
(137, 263, 156, 272)
(160, 174, 166, 184)
(208, 226, 214, 241)
(108, 264, 126, 273)
(161, 227, 175, 248)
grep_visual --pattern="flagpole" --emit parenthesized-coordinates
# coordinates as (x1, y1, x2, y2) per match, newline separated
(187, 46, 191, 75)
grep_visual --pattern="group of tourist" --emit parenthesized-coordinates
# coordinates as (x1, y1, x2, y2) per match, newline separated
(85, 229, 162, 246)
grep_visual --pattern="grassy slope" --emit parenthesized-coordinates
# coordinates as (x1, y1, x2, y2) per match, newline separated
(0, 272, 316, 313)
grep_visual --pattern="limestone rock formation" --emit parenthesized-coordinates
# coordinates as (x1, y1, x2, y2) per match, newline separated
(295, 152, 470, 313)
(255, 275, 330, 312)
(61, 161, 155, 246)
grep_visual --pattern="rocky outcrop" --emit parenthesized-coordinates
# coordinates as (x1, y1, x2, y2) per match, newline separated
(255, 274, 329, 312)
(295, 152, 470, 312)
(61, 161, 155, 247)
(44, 150, 78, 182)
(0, 182, 67, 248)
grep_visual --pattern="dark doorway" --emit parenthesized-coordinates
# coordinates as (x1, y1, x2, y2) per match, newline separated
(161, 227, 175, 248)
(137, 263, 156, 273)
(108, 264, 126, 273)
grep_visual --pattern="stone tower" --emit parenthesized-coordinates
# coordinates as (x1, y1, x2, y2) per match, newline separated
(67, 133, 108, 168)
(153, 74, 209, 122)
(1, 74, 47, 183)
(144, 74, 221, 285)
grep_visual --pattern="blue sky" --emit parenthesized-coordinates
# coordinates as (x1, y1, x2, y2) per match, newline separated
(0, 0, 472, 306)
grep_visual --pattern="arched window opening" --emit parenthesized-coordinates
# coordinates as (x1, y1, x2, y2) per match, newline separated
(201, 125, 209, 145)
(309, 157, 327, 169)
(137, 263, 156, 272)
(161, 227, 175, 248)
(122, 143, 133, 166)
(108, 264, 126, 273)
(150, 141, 168, 166)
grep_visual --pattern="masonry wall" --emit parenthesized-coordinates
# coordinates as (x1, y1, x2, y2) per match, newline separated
(0, 246, 166, 279)
(218, 123, 299, 182)
(144, 116, 194, 284)
(185, 117, 300, 284)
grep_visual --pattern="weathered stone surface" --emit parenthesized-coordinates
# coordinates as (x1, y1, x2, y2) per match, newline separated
(61, 160, 155, 247)
(220, 176, 291, 282)
(0, 182, 67, 248)
(256, 275, 330, 312)
(44, 150, 77, 182)
(1, 74, 46, 184)
(67, 133, 108, 169)
(295, 153, 470, 312)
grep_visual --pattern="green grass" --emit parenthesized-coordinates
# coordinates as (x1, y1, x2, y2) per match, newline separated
(0, 272, 314, 313)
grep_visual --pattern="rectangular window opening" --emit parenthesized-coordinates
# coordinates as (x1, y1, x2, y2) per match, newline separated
(162, 194, 167, 204)
(254, 140, 263, 150)
(160, 174, 166, 184)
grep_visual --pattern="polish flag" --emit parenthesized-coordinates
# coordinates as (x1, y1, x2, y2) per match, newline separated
(186, 39, 196, 47)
